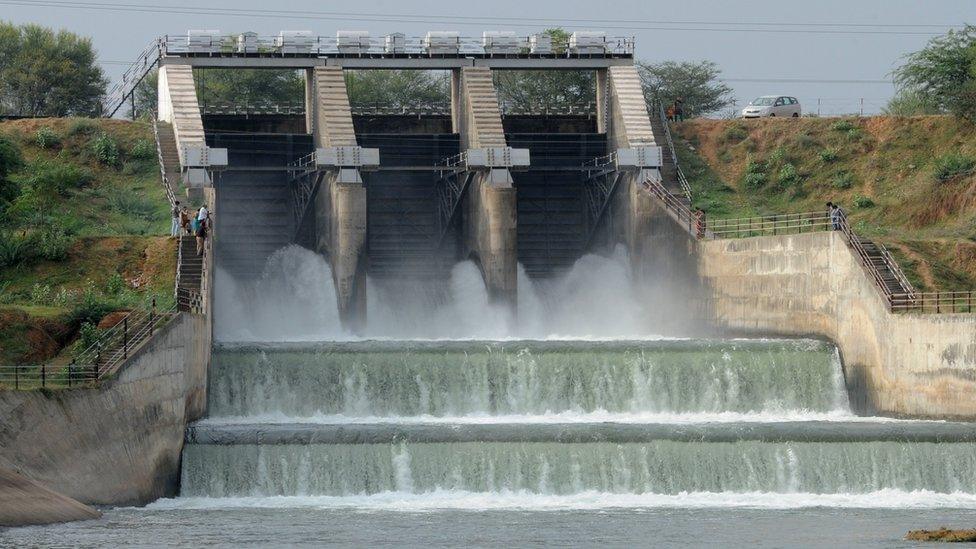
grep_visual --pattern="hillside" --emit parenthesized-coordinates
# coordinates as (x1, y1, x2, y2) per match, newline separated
(0, 118, 175, 365)
(675, 116, 976, 293)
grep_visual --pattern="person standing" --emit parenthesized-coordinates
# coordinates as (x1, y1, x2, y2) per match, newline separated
(674, 97, 685, 122)
(170, 200, 181, 236)
(195, 204, 210, 256)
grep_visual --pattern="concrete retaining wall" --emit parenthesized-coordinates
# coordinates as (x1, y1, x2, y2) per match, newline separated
(698, 230, 976, 419)
(0, 312, 211, 506)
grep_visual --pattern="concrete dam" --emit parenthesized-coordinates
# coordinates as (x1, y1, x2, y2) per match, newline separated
(4, 31, 976, 543)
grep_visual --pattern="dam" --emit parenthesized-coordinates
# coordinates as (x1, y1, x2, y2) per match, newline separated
(4, 30, 976, 545)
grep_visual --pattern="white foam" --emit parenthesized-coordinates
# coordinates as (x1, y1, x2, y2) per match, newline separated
(143, 489, 976, 512)
(195, 410, 891, 427)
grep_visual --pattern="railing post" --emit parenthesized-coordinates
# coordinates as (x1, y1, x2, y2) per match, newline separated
(151, 297, 157, 335)
(15, 365, 19, 390)
(67, 364, 72, 387)
(123, 317, 129, 360)
(41, 363, 45, 388)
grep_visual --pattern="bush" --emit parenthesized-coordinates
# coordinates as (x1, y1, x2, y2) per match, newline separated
(91, 133, 121, 166)
(832, 172, 855, 189)
(830, 119, 856, 132)
(778, 163, 799, 186)
(129, 139, 155, 160)
(69, 281, 112, 326)
(36, 225, 71, 261)
(845, 127, 862, 141)
(769, 147, 786, 164)
(67, 118, 98, 136)
(853, 194, 875, 208)
(33, 127, 61, 149)
(11, 159, 93, 197)
(819, 148, 840, 163)
(30, 283, 52, 304)
(0, 232, 32, 267)
(721, 124, 748, 144)
(106, 272, 125, 295)
(78, 322, 100, 350)
(933, 153, 976, 182)
(107, 190, 161, 221)
(743, 172, 766, 189)
(745, 158, 767, 175)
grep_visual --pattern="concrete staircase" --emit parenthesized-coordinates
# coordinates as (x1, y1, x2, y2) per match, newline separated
(159, 65, 205, 158)
(459, 68, 507, 148)
(311, 66, 358, 148)
(849, 235, 915, 297)
(606, 65, 656, 147)
(177, 235, 203, 295)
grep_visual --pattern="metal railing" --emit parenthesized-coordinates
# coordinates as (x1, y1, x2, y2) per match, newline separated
(641, 173, 973, 314)
(656, 103, 693, 201)
(158, 34, 636, 57)
(2, 301, 187, 390)
(708, 212, 832, 239)
(150, 111, 178, 207)
(103, 38, 164, 117)
(202, 101, 306, 116)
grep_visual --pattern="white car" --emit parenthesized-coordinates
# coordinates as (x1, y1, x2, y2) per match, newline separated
(741, 96, 801, 118)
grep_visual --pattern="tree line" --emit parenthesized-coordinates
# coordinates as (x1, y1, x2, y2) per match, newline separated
(2, 21, 975, 120)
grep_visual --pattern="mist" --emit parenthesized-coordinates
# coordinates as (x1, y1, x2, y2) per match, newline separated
(214, 244, 695, 341)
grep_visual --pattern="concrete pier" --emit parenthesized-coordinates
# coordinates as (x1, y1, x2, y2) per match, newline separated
(307, 66, 368, 331)
(453, 67, 518, 305)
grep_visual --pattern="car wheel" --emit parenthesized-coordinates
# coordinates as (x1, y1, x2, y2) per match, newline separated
(792, 112, 799, 118)
(769, 113, 776, 117)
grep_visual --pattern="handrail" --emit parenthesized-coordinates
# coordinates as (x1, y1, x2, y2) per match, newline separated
(150, 111, 178, 208)
(103, 38, 164, 118)
(656, 102, 693, 201)
(639, 173, 962, 314)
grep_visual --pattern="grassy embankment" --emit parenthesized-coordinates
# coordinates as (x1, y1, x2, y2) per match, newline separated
(0, 118, 175, 366)
(674, 116, 976, 293)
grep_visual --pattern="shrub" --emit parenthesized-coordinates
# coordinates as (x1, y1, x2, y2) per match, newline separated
(91, 133, 121, 166)
(30, 283, 52, 304)
(795, 133, 816, 148)
(67, 118, 98, 136)
(778, 163, 799, 186)
(819, 148, 839, 163)
(743, 172, 766, 189)
(853, 194, 875, 208)
(69, 280, 112, 326)
(933, 153, 976, 182)
(129, 139, 155, 160)
(832, 172, 855, 189)
(769, 147, 786, 164)
(11, 159, 93, 197)
(721, 124, 748, 144)
(106, 272, 125, 295)
(0, 232, 32, 267)
(33, 127, 61, 149)
(830, 119, 856, 132)
(107, 190, 161, 221)
(745, 158, 767, 175)
(845, 127, 862, 141)
(77, 322, 99, 350)
(36, 225, 71, 261)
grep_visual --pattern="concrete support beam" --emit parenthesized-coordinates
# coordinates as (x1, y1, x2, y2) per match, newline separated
(452, 67, 518, 307)
(308, 66, 367, 331)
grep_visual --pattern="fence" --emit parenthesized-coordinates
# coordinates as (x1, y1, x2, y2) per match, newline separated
(708, 212, 832, 239)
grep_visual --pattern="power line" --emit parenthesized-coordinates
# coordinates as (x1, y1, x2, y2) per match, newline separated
(0, 0, 959, 36)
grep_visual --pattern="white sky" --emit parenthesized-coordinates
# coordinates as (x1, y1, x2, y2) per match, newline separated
(2, 0, 973, 115)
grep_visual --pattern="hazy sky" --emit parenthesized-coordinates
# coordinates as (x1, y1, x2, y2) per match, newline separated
(3, 0, 973, 115)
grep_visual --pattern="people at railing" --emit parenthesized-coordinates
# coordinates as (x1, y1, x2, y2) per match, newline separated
(170, 200, 182, 236)
(828, 202, 845, 231)
(179, 205, 192, 236)
(195, 205, 210, 256)
(695, 209, 707, 239)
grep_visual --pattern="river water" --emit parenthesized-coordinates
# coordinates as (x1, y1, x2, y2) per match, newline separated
(5, 250, 976, 547)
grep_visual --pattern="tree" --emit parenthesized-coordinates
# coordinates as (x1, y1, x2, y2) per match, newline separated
(893, 25, 976, 121)
(493, 28, 596, 112)
(194, 68, 305, 107)
(0, 22, 106, 116)
(0, 135, 23, 220)
(637, 60, 733, 118)
(345, 70, 449, 108)
(883, 89, 943, 116)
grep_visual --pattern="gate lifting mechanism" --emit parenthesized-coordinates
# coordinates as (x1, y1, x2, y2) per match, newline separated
(582, 146, 663, 246)
(287, 145, 380, 238)
(181, 144, 229, 187)
(434, 146, 530, 248)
